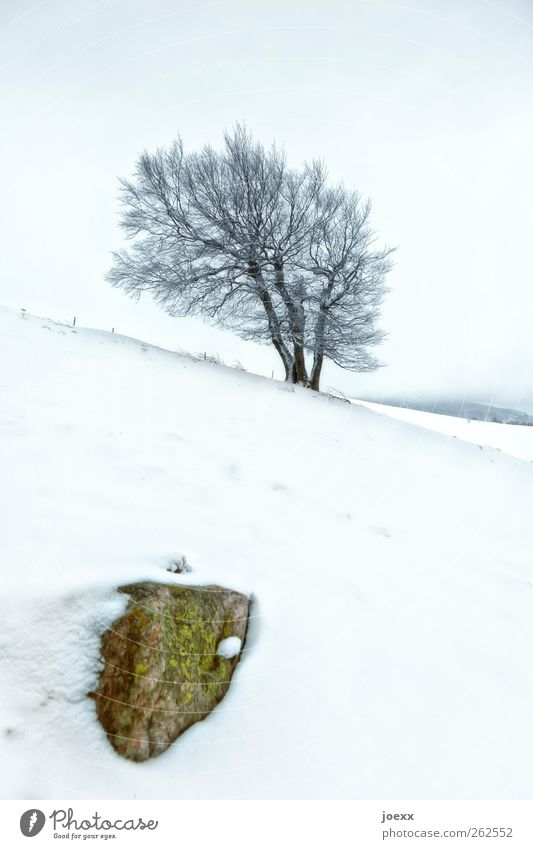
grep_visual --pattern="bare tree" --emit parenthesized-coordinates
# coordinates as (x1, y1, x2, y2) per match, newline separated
(107, 125, 393, 390)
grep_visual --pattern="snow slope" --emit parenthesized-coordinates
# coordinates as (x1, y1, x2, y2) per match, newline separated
(357, 401, 533, 463)
(1, 305, 533, 800)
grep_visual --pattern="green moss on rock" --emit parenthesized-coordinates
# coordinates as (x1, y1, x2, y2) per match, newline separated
(90, 582, 250, 762)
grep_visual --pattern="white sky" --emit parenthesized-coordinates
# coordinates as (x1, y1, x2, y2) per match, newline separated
(1, 0, 533, 408)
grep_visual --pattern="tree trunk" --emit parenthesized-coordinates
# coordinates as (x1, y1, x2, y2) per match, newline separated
(310, 353, 323, 391)
(273, 261, 308, 385)
(275, 341, 293, 381)
(309, 283, 334, 392)
(249, 262, 294, 381)
(292, 345, 309, 385)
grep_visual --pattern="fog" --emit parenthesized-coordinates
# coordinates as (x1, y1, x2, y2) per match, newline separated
(2, 0, 532, 408)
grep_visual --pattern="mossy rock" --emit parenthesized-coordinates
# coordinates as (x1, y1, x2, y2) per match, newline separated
(90, 582, 250, 761)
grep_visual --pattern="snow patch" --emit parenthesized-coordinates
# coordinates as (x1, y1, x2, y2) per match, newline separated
(216, 636, 242, 659)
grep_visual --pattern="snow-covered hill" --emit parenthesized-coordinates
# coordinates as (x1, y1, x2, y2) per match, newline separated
(363, 398, 533, 427)
(357, 401, 533, 463)
(1, 305, 533, 800)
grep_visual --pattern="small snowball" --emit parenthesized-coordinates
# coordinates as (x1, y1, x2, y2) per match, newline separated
(216, 636, 242, 659)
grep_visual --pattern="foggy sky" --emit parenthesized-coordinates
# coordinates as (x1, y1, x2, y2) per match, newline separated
(1, 0, 532, 408)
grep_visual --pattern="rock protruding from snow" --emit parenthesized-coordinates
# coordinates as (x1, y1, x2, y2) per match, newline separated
(90, 581, 250, 762)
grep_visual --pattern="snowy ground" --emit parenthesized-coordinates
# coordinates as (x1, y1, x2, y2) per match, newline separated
(1, 305, 533, 800)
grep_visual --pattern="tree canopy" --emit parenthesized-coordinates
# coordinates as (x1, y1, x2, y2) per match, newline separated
(108, 125, 394, 390)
